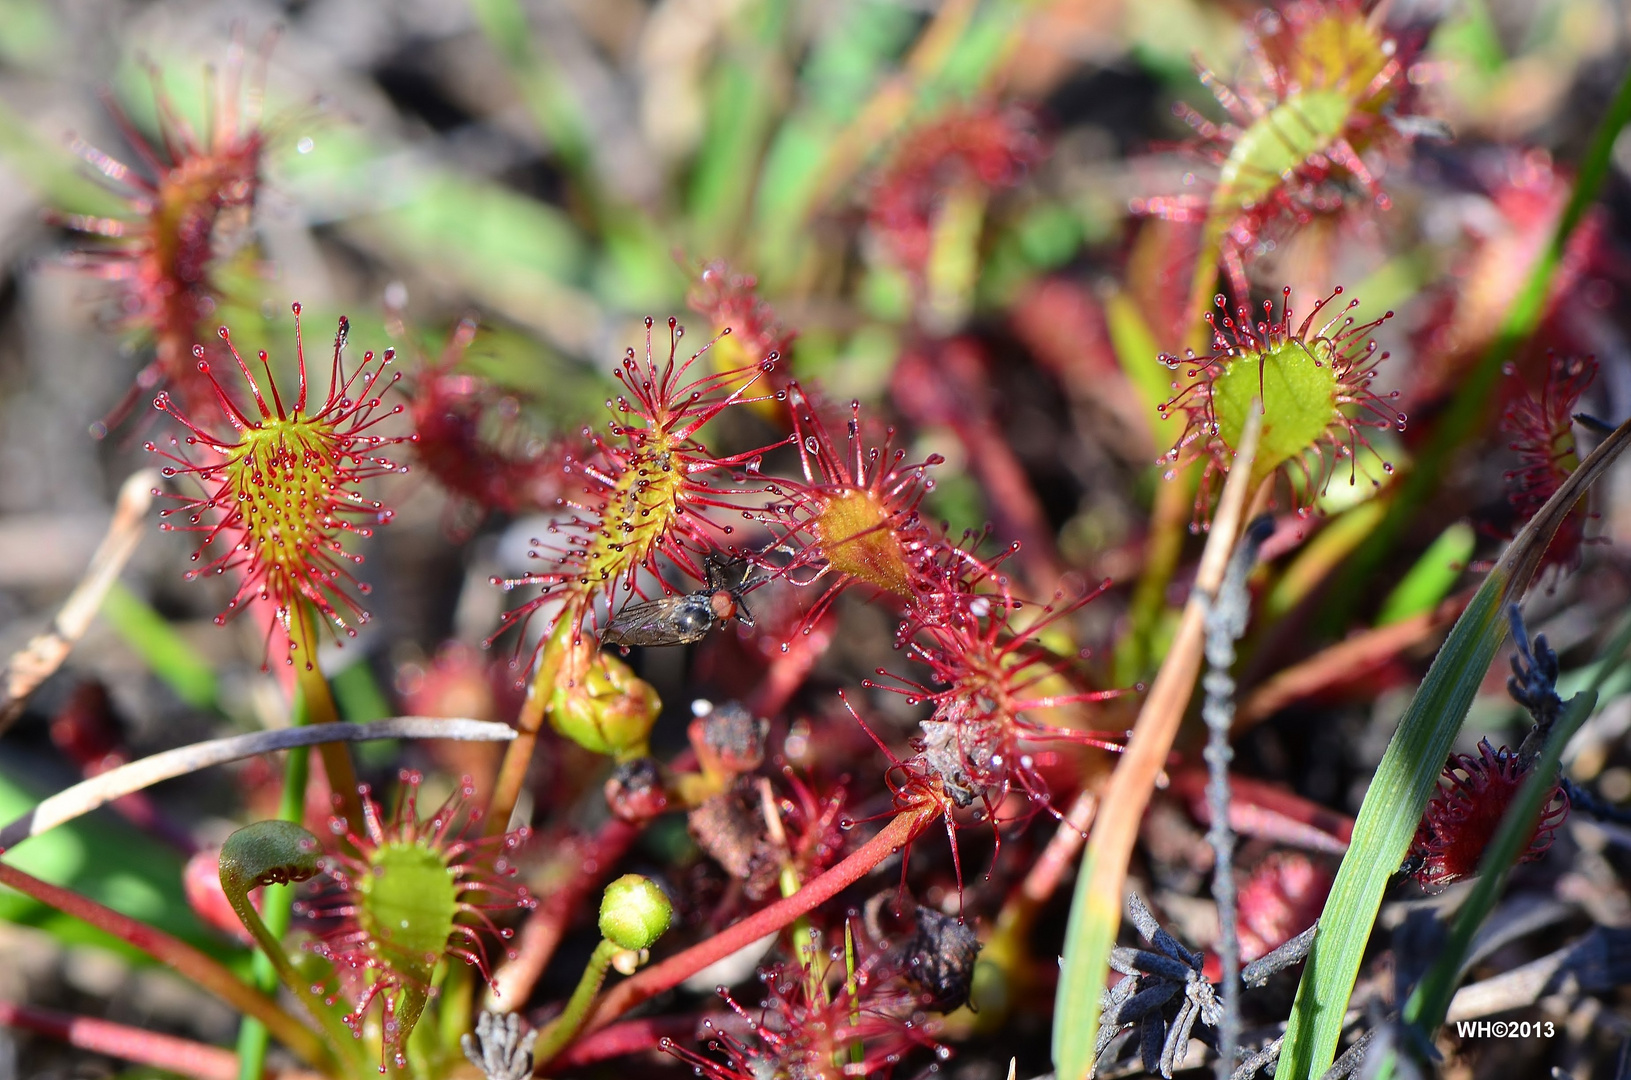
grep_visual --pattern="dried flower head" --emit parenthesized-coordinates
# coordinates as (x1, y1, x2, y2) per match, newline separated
(873, 574, 1128, 822)
(63, 41, 271, 420)
(1407, 739, 1569, 888)
(301, 772, 534, 1070)
(148, 305, 412, 661)
(1095, 894, 1223, 1080)
(1159, 287, 1405, 524)
(869, 104, 1042, 280)
(1500, 353, 1598, 577)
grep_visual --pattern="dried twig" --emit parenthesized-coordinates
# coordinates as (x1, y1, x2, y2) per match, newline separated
(1202, 513, 1273, 1078)
(0, 469, 157, 734)
(0, 717, 515, 851)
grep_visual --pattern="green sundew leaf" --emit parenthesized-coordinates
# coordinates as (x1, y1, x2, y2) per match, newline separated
(100, 582, 218, 711)
(1274, 412, 1631, 1079)
(1376, 522, 1476, 627)
(0, 766, 237, 963)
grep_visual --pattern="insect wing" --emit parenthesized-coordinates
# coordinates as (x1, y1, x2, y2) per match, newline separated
(601, 594, 715, 647)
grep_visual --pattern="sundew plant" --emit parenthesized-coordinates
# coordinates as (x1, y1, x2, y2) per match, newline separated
(0, 3, 1628, 1080)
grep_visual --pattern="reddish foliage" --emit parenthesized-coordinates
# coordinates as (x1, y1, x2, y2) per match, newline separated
(868, 104, 1042, 279)
(408, 319, 567, 528)
(1500, 353, 1598, 576)
(63, 44, 270, 421)
(1408, 739, 1569, 887)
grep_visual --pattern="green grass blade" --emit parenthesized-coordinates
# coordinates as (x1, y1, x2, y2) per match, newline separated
(1395, 694, 1589, 1039)
(1376, 522, 1474, 627)
(1275, 413, 1631, 1078)
(99, 582, 218, 710)
(1392, 608, 1631, 1065)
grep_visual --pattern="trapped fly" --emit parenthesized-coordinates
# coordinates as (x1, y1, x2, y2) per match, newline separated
(600, 555, 761, 648)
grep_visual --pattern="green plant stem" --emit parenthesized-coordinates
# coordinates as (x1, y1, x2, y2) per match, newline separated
(0, 860, 331, 1070)
(1053, 411, 1263, 1080)
(531, 938, 620, 1065)
(220, 824, 360, 1072)
(1324, 67, 1631, 631)
(292, 602, 363, 834)
(487, 616, 573, 836)
(1399, 692, 1596, 1028)
(235, 697, 314, 1080)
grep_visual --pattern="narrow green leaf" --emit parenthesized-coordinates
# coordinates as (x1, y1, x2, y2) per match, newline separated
(1390, 609, 1631, 1070)
(99, 582, 218, 710)
(1276, 412, 1631, 1078)
(1376, 522, 1475, 627)
(1102, 290, 1175, 418)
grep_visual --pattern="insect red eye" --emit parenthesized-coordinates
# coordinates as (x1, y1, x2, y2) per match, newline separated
(709, 591, 736, 620)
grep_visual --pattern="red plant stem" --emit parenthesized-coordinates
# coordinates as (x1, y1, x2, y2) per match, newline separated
(550, 1015, 700, 1068)
(484, 817, 641, 1008)
(563, 804, 937, 1055)
(0, 1001, 324, 1080)
(0, 862, 330, 1070)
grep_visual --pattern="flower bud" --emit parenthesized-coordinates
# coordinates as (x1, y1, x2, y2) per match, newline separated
(604, 757, 670, 823)
(549, 647, 662, 760)
(690, 701, 768, 780)
(598, 874, 673, 951)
